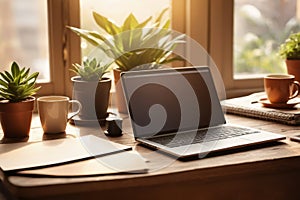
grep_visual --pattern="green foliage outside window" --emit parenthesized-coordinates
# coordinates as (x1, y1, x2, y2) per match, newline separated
(234, 3, 300, 75)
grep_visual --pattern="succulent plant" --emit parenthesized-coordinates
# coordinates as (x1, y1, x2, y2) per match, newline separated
(71, 58, 111, 81)
(0, 62, 40, 102)
(279, 32, 300, 60)
(68, 8, 185, 71)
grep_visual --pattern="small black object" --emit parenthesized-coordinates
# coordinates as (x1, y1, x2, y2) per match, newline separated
(104, 118, 123, 137)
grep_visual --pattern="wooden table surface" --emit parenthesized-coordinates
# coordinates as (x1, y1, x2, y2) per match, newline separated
(1, 113, 300, 200)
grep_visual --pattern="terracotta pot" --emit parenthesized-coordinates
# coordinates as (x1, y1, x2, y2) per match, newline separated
(71, 76, 111, 120)
(113, 69, 128, 113)
(286, 60, 300, 82)
(0, 97, 35, 138)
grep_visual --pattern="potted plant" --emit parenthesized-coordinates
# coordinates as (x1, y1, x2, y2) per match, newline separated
(279, 32, 300, 81)
(0, 62, 40, 138)
(68, 8, 185, 113)
(70, 58, 111, 122)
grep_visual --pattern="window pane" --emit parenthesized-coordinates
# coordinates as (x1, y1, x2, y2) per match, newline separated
(234, 0, 300, 79)
(0, 0, 50, 82)
(80, 0, 171, 59)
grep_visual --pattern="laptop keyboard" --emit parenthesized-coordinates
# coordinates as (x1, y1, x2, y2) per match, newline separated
(147, 126, 260, 148)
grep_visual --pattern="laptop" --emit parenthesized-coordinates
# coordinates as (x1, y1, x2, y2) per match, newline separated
(120, 66, 285, 159)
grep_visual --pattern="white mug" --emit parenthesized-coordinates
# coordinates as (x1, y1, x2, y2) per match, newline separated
(37, 96, 82, 133)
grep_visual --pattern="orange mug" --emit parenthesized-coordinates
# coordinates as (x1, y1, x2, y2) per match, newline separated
(264, 74, 300, 104)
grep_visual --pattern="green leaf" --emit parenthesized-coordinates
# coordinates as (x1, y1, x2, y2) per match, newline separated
(11, 62, 20, 78)
(22, 68, 30, 79)
(136, 16, 152, 29)
(67, 8, 184, 71)
(0, 72, 10, 83)
(0, 88, 14, 97)
(21, 72, 39, 85)
(129, 29, 143, 50)
(162, 19, 170, 29)
(93, 11, 121, 35)
(15, 74, 22, 85)
(0, 79, 8, 88)
(68, 27, 100, 46)
(88, 31, 107, 41)
(122, 13, 138, 31)
(155, 8, 169, 26)
(70, 58, 112, 80)
(19, 66, 26, 74)
(0, 62, 41, 101)
(4, 71, 14, 82)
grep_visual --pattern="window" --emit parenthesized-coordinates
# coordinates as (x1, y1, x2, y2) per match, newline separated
(0, 0, 49, 81)
(79, 0, 172, 61)
(210, 0, 300, 98)
(234, 0, 300, 78)
(0, 0, 215, 97)
(64, 0, 212, 95)
(75, 0, 209, 68)
(0, 0, 69, 96)
(64, 0, 189, 96)
(0, 1, 186, 97)
(5, 0, 289, 98)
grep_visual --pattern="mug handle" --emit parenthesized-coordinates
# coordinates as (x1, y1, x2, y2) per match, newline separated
(289, 81, 300, 100)
(68, 100, 82, 121)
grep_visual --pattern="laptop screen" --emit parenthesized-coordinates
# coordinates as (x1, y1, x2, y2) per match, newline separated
(121, 67, 226, 138)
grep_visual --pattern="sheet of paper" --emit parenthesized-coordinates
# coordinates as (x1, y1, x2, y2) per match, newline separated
(17, 151, 148, 176)
(0, 135, 131, 172)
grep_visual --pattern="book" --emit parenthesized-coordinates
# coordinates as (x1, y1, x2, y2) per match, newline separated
(221, 92, 300, 125)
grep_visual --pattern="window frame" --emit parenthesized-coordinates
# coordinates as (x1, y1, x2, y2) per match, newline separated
(61, 0, 81, 97)
(46, 0, 267, 98)
(64, 0, 265, 99)
(35, 0, 80, 97)
(35, 0, 64, 96)
(62, 0, 192, 96)
(171, 0, 262, 98)
(209, 0, 264, 98)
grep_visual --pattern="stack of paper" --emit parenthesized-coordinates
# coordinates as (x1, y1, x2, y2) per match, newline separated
(0, 135, 148, 176)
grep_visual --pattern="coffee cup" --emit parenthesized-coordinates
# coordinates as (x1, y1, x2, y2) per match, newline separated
(37, 96, 82, 133)
(264, 74, 300, 104)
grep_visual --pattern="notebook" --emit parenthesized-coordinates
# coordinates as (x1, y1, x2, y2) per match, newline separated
(120, 66, 286, 159)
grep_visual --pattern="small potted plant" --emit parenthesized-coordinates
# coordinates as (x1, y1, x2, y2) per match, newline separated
(68, 8, 185, 113)
(71, 58, 111, 121)
(0, 62, 40, 138)
(279, 32, 300, 81)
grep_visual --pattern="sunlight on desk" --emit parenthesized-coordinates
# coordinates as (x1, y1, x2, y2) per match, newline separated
(1, 114, 300, 199)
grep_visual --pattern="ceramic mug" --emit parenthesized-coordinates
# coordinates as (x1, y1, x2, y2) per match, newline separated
(264, 74, 300, 104)
(37, 96, 82, 133)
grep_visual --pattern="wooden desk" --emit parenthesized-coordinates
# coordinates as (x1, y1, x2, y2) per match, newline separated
(1, 113, 300, 200)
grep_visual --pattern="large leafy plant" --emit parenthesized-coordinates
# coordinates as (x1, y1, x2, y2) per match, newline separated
(0, 62, 40, 102)
(71, 58, 111, 81)
(68, 8, 185, 71)
(279, 32, 300, 60)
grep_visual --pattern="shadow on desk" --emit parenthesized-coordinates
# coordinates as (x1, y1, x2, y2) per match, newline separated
(0, 137, 29, 144)
(137, 141, 287, 161)
(0, 182, 12, 200)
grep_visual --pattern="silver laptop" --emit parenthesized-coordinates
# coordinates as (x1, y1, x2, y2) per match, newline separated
(121, 66, 285, 159)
